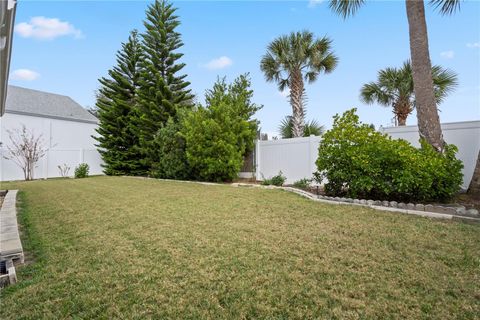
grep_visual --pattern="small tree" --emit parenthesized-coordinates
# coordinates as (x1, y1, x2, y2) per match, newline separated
(182, 75, 261, 182)
(261, 31, 338, 137)
(57, 164, 71, 177)
(3, 125, 47, 180)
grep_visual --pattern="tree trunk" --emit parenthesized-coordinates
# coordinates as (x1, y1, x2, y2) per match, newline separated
(405, 0, 445, 152)
(468, 151, 480, 197)
(289, 69, 305, 138)
(397, 114, 407, 126)
(394, 100, 412, 126)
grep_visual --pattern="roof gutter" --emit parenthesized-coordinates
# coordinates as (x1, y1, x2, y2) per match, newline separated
(0, 0, 17, 116)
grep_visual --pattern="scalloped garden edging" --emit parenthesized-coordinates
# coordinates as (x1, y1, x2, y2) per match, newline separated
(232, 183, 480, 223)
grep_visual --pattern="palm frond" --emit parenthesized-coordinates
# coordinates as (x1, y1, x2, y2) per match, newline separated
(431, 65, 458, 104)
(329, 0, 366, 19)
(430, 0, 461, 15)
(260, 53, 283, 83)
(304, 119, 325, 137)
(360, 82, 392, 106)
(278, 116, 324, 139)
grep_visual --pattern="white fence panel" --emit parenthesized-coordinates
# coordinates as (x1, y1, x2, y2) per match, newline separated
(83, 149, 104, 175)
(256, 136, 321, 184)
(0, 148, 104, 181)
(46, 149, 82, 178)
(255, 120, 479, 189)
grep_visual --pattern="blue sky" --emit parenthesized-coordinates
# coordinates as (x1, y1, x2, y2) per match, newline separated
(8, 0, 480, 137)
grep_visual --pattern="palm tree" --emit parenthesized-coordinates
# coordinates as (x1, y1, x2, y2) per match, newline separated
(361, 61, 457, 126)
(468, 152, 480, 197)
(260, 31, 338, 137)
(279, 116, 325, 138)
(329, 0, 461, 152)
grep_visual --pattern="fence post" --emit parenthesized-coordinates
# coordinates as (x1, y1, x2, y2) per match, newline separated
(308, 135, 319, 178)
(43, 150, 49, 179)
(255, 140, 260, 181)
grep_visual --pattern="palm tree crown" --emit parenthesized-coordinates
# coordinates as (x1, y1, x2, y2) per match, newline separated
(260, 31, 338, 137)
(329, 0, 460, 18)
(361, 61, 457, 126)
(279, 116, 325, 139)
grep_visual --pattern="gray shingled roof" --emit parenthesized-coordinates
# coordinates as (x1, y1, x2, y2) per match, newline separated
(5, 85, 98, 123)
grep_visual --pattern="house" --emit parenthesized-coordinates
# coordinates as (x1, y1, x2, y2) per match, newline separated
(0, 85, 104, 181)
(0, 0, 17, 115)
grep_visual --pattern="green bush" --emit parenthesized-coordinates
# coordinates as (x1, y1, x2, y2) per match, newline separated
(315, 109, 463, 202)
(293, 178, 312, 190)
(150, 118, 191, 180)
(182, 75, 261, 182)
(74, 163, 89, 178)
(183, 104, 244, 182)
(262, 171, 287, 186)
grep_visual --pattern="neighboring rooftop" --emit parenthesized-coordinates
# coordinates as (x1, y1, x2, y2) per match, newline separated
(5, 85, 97, 123)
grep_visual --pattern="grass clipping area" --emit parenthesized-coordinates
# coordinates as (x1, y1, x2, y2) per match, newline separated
(0, 176, 479, 319)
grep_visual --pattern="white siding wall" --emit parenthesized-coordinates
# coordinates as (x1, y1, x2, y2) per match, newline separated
(256, 121, 480, 189)
(0, 112, 104, 181)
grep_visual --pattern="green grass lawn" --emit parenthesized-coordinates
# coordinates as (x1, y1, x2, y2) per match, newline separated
(1, 176, 479, 319)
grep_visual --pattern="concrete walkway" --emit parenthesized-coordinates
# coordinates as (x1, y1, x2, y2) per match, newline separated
(0, 190, 23, 263)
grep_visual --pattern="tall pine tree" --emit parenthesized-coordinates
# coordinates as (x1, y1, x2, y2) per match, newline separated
(136, 0, 194, 171)
(95, 30, 144, 175)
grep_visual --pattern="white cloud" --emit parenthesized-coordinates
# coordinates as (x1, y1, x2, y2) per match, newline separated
(308, 0, 324, 8)
(467, 42, 480, 48)
(440, 50, 455, 59)
(15, 16, 83, 40)
(10, 69, 40, 81)
(203, 56, 233, 70)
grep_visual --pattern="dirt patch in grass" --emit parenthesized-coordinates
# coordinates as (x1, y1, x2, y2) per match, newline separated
(0, 176, 479, 319)
(455, 193, 480, 211)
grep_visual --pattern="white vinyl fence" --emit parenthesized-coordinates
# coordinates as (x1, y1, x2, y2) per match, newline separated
(0, 148, 103, 181)
(1, 112, 104, 181)
(255, 120, 480, 189)
(255, 135, 321, 184)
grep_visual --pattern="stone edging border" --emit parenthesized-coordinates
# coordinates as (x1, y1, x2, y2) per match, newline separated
(232, 183, 480, 223)
(123, 177, 480, 223)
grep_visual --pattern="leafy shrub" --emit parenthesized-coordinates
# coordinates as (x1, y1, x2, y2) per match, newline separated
(315, 109, 463, 202)
(262, 171, 287, 186)
(150, 118, 191, 180)
(182, 74, 261, 182)
(74, 163, 89, 178)
(293, 178, 312, 189)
